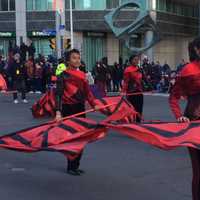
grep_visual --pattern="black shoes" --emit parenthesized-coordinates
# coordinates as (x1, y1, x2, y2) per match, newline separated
(67, 169, 85, 176)
(77, 169, 85, 174)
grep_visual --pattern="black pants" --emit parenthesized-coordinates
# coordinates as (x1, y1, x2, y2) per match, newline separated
(26, 78, 35, 92)
(62, 103, 85, 171)
(13, 80, 26, 100)
(188, 148, 200, 200)
(128, 94, 143, 123)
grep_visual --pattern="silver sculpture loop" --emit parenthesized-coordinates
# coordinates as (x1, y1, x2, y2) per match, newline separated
(105, 0, 160, 54)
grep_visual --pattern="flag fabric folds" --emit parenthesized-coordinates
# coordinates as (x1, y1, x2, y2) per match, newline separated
(6, 91, 200, 158)
(105, 121, 200, 150)
(0, 117, 107, 159)
(32, 91, 138, 123)
(32, 90, 56, 118)
(0, 74, 7, 91)
(94, 96, 138, 123)
(3, 108, 200, 157)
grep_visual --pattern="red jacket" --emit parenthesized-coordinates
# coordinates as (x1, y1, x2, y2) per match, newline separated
(122, 65, 143, 94)
(169, 61, 200, 119)
(56, 69, 96, 111)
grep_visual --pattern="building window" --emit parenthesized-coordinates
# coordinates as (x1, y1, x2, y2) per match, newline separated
(74, 0, 106, 10)
(35, 0, 47, 10)
(47, 0, 53, 10)
(156, 0, 199, 18)
(26, 0, 53, 11)
(0, 0, 15, 11)
(83, 34, 106, 71)
(106, 0, 119, 9)
(65, 0, 75, 9)
(32, 39, 53, 57)
(27, 0, 34, 10)
(0, 0, 8, 11)
(9, 0, 15, 10)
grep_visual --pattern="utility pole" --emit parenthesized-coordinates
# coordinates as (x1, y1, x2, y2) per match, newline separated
(69, 0, 74, 49)
(144, 0, 156, 61)
(15, 0, 27, 46)
(55, 0, 66, 58)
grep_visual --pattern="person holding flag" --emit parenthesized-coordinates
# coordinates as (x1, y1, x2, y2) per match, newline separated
(169, 37, 200, 200)
(122, 54, 144, 122)
(55, 49, 99, 176)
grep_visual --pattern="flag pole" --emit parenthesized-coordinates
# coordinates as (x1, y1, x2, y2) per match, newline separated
(69, 0, 74, 49)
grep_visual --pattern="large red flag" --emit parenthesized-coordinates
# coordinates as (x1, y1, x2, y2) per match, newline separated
(0, 117, 107, 159)
(32, 90, 56, 118)
(32, 90, 138, 123)
(94, 96, 138, 123)
(106, 121, 200, 150)
(0, 74, 7, 91)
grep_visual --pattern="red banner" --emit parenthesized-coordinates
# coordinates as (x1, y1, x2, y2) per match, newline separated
(0, 74, 7, 91)
(105, 121, 200, 150)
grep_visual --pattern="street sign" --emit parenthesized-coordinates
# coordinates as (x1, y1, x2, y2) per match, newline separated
(43, 29, 56, 36)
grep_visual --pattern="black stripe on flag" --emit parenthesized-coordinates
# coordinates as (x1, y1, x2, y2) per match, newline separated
(70, 118, 99, 129)
(10, 135, 31, 146)
(0, 139, 6, 145)
(98, 98, 112, 115)
(58, 123, 77, 134)
(140, 123, 200, 138)
(41, 130, 49, 148)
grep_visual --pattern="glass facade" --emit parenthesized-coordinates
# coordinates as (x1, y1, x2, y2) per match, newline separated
(107, 0, 120, 9)
(0, 39, 15, 57)
(73, 0, 106, 10)
(156, 0, 199, 18)
(82, 34, 106, 71)
(32, 38, 53, 57)
(0, 0, 15, 11)
(65, 0, 147, 10)
(26, 0, 53, 11)
(0, 0, 196, 16)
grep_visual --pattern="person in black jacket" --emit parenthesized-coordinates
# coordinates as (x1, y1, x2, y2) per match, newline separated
(10, 54, 28, 104)
(55, 49, 98, 176)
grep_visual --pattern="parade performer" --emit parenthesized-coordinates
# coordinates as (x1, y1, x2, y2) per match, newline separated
(10, 54, 28, 104)
(169, 37, 200, 200)
(122, 54, 143, 122)
(55, 49, 98, 176)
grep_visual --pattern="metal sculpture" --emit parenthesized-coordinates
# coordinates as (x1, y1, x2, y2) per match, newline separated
(105, 0, 160, 54)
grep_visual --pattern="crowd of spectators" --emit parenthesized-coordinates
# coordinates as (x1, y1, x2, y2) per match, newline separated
(91, 57, 187, 95)
(0, 41, 188, 102)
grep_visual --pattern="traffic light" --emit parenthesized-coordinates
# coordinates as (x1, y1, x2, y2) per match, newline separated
(64, 38, 71, 50)
(49, 38, 56, 49)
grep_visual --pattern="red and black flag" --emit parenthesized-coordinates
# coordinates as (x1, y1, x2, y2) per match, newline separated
(32, 89, 56, 118)
(107, 121, 200, 150)
(94, 96, 138, 123)
(0, 74, 7, 91)
(0, 117, 106, 159)
(32, 90, 138, 123)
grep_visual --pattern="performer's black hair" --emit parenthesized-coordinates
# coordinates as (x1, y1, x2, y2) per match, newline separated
(189, 37, 200, 61)
(66, 49, 80, 62)
(129, 54, 139, 64)
(193, 37, 200, 49)
(58, 58, 64, 64)
(188, 41, 196, 62)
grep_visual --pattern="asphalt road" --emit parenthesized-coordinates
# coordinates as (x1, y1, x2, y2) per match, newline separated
(0, 93, 191, 200)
